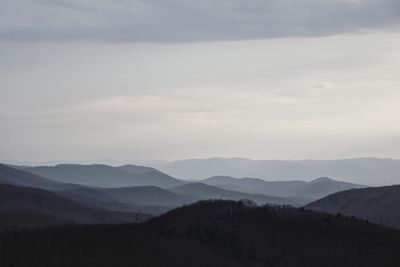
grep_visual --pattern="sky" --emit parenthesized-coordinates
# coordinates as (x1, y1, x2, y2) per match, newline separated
(1, 0, 400, 162)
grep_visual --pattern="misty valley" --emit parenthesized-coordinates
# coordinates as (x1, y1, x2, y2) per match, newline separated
(1, 159, 400, 266)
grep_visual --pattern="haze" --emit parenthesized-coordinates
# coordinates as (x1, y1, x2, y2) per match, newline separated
(1, 0, 400, 162)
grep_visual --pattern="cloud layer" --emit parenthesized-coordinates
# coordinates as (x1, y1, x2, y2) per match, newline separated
(1, 0, 400, 42)
(1, 33, 400, 161)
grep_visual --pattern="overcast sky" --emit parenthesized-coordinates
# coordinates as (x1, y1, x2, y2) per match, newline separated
(1, 0, 400, 162)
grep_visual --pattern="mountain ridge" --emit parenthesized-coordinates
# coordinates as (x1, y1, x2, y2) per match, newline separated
(306, 185, 400, 229)
(155, 157, 400, 185)
(169, 182, 307, 205)
(202, 175, 364, 200)
(0, 184, 149, 231)
(22, 164, 183, 188)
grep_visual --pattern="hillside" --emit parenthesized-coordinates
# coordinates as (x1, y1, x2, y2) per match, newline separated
(0, 164, 78, 191)
(202, 175, 306, 195)
(1, 200, 400, 267)
(306, 185, 400, 229)
(58, 187, 141, 213)
(0, 164, 179, 214)
(0, 184, 149, 231)
(297, 177, 365, 199)
(202, 175, 363, 200)
(117, 164, 184, 187)
(170, 182, 305, 205)
(104, 186, 199, 207)
(23, 164, 183, 188)
(2, 163, 362, 211)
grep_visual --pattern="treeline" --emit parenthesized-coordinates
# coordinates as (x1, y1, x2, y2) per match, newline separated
(1, 200, 400, 267)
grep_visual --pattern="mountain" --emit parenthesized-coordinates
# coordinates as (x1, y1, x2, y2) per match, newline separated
(306, 185, 400, 229)
(117, 164, 184, 187)
(298, 177, 365, 199)
(169, 182, 305, 205)
(0, 163, 78, 191)
(118, 164, 165, 174)
(60, 186, 184, 215)
(23, 164, 183, 188)
(202, 175, 364, 200)
(58, 187, 142, 213)
(2, 162, 360, 210)
(0, 164, 171, 214)
(155, 157, 400, 185)
(202, 175, 307, 196)
(0, 184, 149, 231)
(104, 186, 199, 207)
(2, 200, 400, 267)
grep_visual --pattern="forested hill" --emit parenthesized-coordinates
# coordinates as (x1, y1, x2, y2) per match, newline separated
(1, 200, 400, 267)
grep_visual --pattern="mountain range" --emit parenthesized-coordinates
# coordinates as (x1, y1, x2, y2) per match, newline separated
(2, 163, 364, 210)
(1, 161, 397, 232)
(201, 175, 364, 199)
(1, 163, 366, 205)
(154, 157, 400, 185)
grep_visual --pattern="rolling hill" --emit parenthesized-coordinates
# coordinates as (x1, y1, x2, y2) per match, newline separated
(104, 186, 199, 207)
(23, 164, 183, 188)
(0, 184, 149, 231)
(169, 182, 306, 205)
(0, 164, 78, 191)
(2, 200, 400, 267)
(118, 164, 184, 187)
(297, 177, 365, 199)
(202, 175, 364, 200)
(58, 187, 141, 213)
(2, 163, 363, 211)
(0, 164, 168, 214)
(306, 185, 400, 229)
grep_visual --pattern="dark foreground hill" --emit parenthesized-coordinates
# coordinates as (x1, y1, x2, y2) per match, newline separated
(306, 185, 400, 229)
(0, 184, 149, 231)
(1, 200, 400, 267)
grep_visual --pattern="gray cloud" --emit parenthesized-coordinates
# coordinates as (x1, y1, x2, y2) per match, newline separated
(1, 33, 400, 161)
(1, 0, 400, 42)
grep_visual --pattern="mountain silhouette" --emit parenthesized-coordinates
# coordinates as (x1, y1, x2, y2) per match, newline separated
(0, 163, 78, 191)
(0, 184, 148, 231)
(306, 185, 400, 229)
(2, 200, 400, 267)
(202, 175, 364, 200)
(23, 164, 183, 188)
(170, 182, 305, 205)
